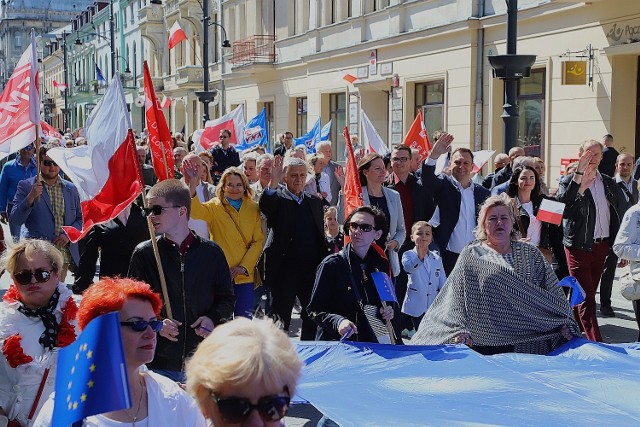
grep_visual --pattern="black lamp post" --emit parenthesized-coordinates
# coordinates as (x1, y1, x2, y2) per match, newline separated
(62, 32, 69, 130)
(109, 0, 116, 78)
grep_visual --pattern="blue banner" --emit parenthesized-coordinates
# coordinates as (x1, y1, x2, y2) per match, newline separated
(237, 107, 270, 152)
(95, 65, 106, 86)
(52, 312, 131, 427)
(294, 118, 321, 153)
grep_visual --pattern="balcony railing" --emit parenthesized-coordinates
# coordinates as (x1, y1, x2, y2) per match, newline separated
(230, 35, 276, 67)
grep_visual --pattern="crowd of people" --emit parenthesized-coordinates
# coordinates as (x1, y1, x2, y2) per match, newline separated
(1, 124, 640, 425)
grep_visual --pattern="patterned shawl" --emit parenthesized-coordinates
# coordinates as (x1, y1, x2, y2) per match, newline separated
(411, 241, 580, 354)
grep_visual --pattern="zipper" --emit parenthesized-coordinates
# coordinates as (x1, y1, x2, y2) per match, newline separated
(180, 252, 187, 362)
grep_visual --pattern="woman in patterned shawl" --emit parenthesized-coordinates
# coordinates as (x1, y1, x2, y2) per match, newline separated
(411, 193, 580, 355)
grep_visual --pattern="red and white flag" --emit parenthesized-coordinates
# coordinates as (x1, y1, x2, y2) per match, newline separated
(52, 80, 68, 91)
(198, 105, 245, 151)
(361, 109, 389, 156)
(536, 199, 565, 226)
(159, 95, 171, 109)
(402, 111, 431, 162)
(168, 21, 188, 50)
(0, 29, 40, 160)
(40, 121, 63, 139)
(144, 61, 174, 181)
(47, 74, 143, 243)
(472, 150, 496, 173)
(343, 74, 357, 84)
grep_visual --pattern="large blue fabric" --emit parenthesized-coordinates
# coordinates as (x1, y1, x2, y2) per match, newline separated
(295, 339, 640, 426)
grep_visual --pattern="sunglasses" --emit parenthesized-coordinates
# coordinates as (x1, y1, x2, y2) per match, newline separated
(42, 159, 58, 167)
(14, 268, 54, 286)
(23, 145, 34, 151)
(120, 320, 163, 332)
(210, 388, 290, 423)
(219, 135, 229, 139)
(347, 222, 375, 233)
(142, 205, 182, 216)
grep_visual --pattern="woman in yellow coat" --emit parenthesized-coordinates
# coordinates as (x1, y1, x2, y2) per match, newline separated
(184, 162, 265, 318)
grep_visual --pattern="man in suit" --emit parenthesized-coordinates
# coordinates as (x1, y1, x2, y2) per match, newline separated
(422, 134, 490, 275)
(273, 131, 294, 157)
(10, 145, 83, 280)
(490, 146, 525, 189)
(481, 152, 509, 189)
(260, 156, 327, 340)
(315, 141, 342, 206)
(599, 152, 638, 317)
(598, 134, 618, 177)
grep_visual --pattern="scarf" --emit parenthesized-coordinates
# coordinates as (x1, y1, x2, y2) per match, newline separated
(17, 287, 61, 350)
(226, 197, 243, 212)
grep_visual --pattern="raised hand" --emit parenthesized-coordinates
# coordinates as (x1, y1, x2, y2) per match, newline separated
(334, 166, 345, 187)
(270, 155, 285, 188)
(428, 132, 454, 159)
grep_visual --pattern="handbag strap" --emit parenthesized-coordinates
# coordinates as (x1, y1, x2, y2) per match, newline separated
(511, 198, 526, 238)
(27, 367, 50, 421)
(222, 203, 250, 250)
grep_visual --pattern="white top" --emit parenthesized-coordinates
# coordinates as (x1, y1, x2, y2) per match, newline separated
(521, 201, 542, 246)
(589, 172, 610, 239)
(401, 249, 447, 317)
(188, 182, 211, 239)
(447, 176, 477, 254)
(33, 368, 206, 427)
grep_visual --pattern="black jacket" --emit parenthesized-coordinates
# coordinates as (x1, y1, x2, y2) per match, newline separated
(598, 147, 618, 177)
(384, 172, 436, 237)
(556, 173, 626, 251)
(74, 203, 150, 293)
(210, 145, 240, 177)
(128, 234, 235, 371)
(308, 244, 388, 342)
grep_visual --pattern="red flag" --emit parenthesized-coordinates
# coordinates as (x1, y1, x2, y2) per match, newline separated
(53, 80, 68, 91)
(40, 121, 63, 139)
(47, 75, 143, 243)
(402, 110, 431, 162)
(198, 105, 245, 150)
(159, 95, 171, 109)
(342, 126, 363, 220)
(168, 21, 188, 50)
(343, 74, 357, 84)
(144, 61, 174, 181)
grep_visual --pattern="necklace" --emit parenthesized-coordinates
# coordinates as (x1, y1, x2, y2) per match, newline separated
(125, 376, 146, 426)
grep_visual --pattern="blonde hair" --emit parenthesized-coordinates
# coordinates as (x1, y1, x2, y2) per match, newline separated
(185, 318, 302, 409)
(411, 220, 432, 235)
(475, 193, 519, 241)
(0, 238, 64, 276)
(215, 166, 254, 200)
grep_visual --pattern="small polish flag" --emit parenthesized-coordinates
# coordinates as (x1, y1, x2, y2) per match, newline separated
(160, 96, 171, 109)
(536, 199, 565, 225)
(361, 109, 389, 155)
(343, 74, 357, 84)
(471, 150, 496, 173)
(168, 21, 188, 50)
(53, 80, 68, 91)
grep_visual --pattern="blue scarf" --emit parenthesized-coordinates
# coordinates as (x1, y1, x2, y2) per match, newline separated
(226, 197, 243, 211)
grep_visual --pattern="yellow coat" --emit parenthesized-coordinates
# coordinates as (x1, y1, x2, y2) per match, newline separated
(190, 195, 265, 284)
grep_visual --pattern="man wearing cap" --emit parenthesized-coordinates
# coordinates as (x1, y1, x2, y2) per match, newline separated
(0, 143, 37, 240)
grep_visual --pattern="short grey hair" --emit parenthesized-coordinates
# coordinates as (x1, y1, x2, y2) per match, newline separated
(242, 152, 258, 163)
(283, 156, 308, 171)
(256, 153, 274, 169)
(315, 141, 331, 151)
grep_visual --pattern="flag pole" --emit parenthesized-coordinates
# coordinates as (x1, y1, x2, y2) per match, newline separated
(381, 301, 397, 345)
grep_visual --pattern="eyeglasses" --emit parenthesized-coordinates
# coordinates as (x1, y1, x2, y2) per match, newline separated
(210, 388, 291, 423)
(391, 157, 410, 163)
(142, 205, 182, 216)
(42, 160, 58, 167)
(219, 135, 229, 139)
(347, 222, 375, 233)
(120, 320, 163, 333)
(14, 268, 54, 286)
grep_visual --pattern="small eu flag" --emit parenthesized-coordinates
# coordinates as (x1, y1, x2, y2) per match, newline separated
(371, 272, 398, 303)
(557, 276, 586, 307)
(52, 312, 131, 427)
(96, 65, 106, 86)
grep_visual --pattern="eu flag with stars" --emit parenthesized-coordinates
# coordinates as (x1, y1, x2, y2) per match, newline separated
(52, 312, 131, 427)
(371, 272, 398, 303)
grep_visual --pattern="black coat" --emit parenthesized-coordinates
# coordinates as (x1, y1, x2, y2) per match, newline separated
(73, 203, 150, 293)
(128, 234, 235, 371)
(384, 172, 436, 236)
(598, 147, 618, 177)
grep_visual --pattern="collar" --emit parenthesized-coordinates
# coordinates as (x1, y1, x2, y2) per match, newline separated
(451, 174, 473, 191)
(392, 173, 413, 185)
(284, 187, 304, 203)
(40, 174, 62, 187)
(615, 174, 632, 185)
(164, 231, 197, 255)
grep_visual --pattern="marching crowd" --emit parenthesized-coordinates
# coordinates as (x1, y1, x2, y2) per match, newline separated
(1, 126, 640, 426)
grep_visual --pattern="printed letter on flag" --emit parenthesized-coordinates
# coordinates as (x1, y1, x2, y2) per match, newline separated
(143, 60, 174, 181)
(48, 74, 143, 243)
(198, 105, 246, 150)
(168, 21, 188, 50)
(236, 107, 270, 152)
(402, 111, 431, 162)
(294, 118, 321, 153)
(361, 110, 389, 155)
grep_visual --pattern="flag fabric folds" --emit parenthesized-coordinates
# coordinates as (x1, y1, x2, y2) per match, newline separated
(95, 65, 106, 86)
(557, 276, 586, 307)
(159, 95, 171, 109)
(48, 74, 143, 243)
(402, 110, 430, 162)
(342, 127, 363, 221)
(52, 312, 131, 427)
(471, 149, 496, 173)
(143, 61, 174, 181)
(168, 21, 188, 50)
(360, 110, 389, 155)
(0, 30, 40, 160)
(40, 121, 63, 140)
(198, 105, 246, 150)
(236, 108, 270, 152)
(293, 119, 331, 154)
(53, 80, 68, 91)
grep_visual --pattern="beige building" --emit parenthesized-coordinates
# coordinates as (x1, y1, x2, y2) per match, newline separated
(218, 0, 640, 183)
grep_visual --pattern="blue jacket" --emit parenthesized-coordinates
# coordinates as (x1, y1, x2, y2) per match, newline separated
(0, 158, 37, 211)
(10, 176, 83, 264)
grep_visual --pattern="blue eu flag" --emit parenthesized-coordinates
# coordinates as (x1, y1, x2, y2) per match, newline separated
(96, 65, 106, 86)
(371, 272, 398, 303)
(52, 312, 131, 427)
(557, 276, 586, 307)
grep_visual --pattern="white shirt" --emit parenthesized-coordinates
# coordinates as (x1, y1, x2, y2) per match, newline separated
(188, 183, 211, 239)
(447, 176, 477, 254)
(521, 201, 542, 246)
(589, 172, 610, 239)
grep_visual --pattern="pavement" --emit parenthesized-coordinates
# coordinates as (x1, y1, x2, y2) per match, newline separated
(0, 219, 637, 426)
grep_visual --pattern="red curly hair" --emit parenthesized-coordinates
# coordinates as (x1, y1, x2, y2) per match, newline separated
(78, 277, 163, 330)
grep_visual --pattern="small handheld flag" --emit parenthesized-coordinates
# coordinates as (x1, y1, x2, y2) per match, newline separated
(371, 271, 398, 303)
(96, 65, 106, 86)
(557, 276, 586, 307)
(537, 199, 566, 226)
(52, 312, 131, 427)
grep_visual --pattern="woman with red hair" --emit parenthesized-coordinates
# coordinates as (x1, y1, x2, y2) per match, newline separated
(34, 278, 206, 427)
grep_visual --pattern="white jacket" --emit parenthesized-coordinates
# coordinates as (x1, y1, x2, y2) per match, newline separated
(401, 249, 446, 317)
(613, 203, 640, 281)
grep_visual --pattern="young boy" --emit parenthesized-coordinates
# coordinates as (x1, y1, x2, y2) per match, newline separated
(401, 221, 446, 336)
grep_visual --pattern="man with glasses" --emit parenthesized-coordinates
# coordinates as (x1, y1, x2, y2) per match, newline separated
(128, 179, 235, 383)
(210, 129, 240, 184)
(0, 142, 38, 239)
(10, 145, 82, 280)
(274, 131, 294, 157)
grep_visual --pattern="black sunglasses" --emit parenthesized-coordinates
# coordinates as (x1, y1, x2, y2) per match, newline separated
(120, 320, 163, 333)
(347, 222, 375, 233)
(23, 145, 34, 151)
(42, 159, 58, 167)
(210, 388, 290, 423)
(14, 268, 54, 286)
(142, 205, 182, 216)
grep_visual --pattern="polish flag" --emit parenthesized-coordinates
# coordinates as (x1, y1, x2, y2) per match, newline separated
(198, 105, 246, 151)
(0, 29, 40, 160)
(536, 199, 565, 225)
(402, 111, 431, 162)
(168, 21, 188, 50)
(361, 109, 389, 155)
(40, 121, 63, 139)
(47, 74, 143, 243)
(159, 95, 171, 109)
(471, 150, 496, 174)
(53, 80, 68, 91)
(144, 61, 174, 181)
(343, 74, 357, 84)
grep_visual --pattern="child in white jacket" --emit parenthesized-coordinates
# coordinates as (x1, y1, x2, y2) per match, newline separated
(401, 221, 447, 334)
